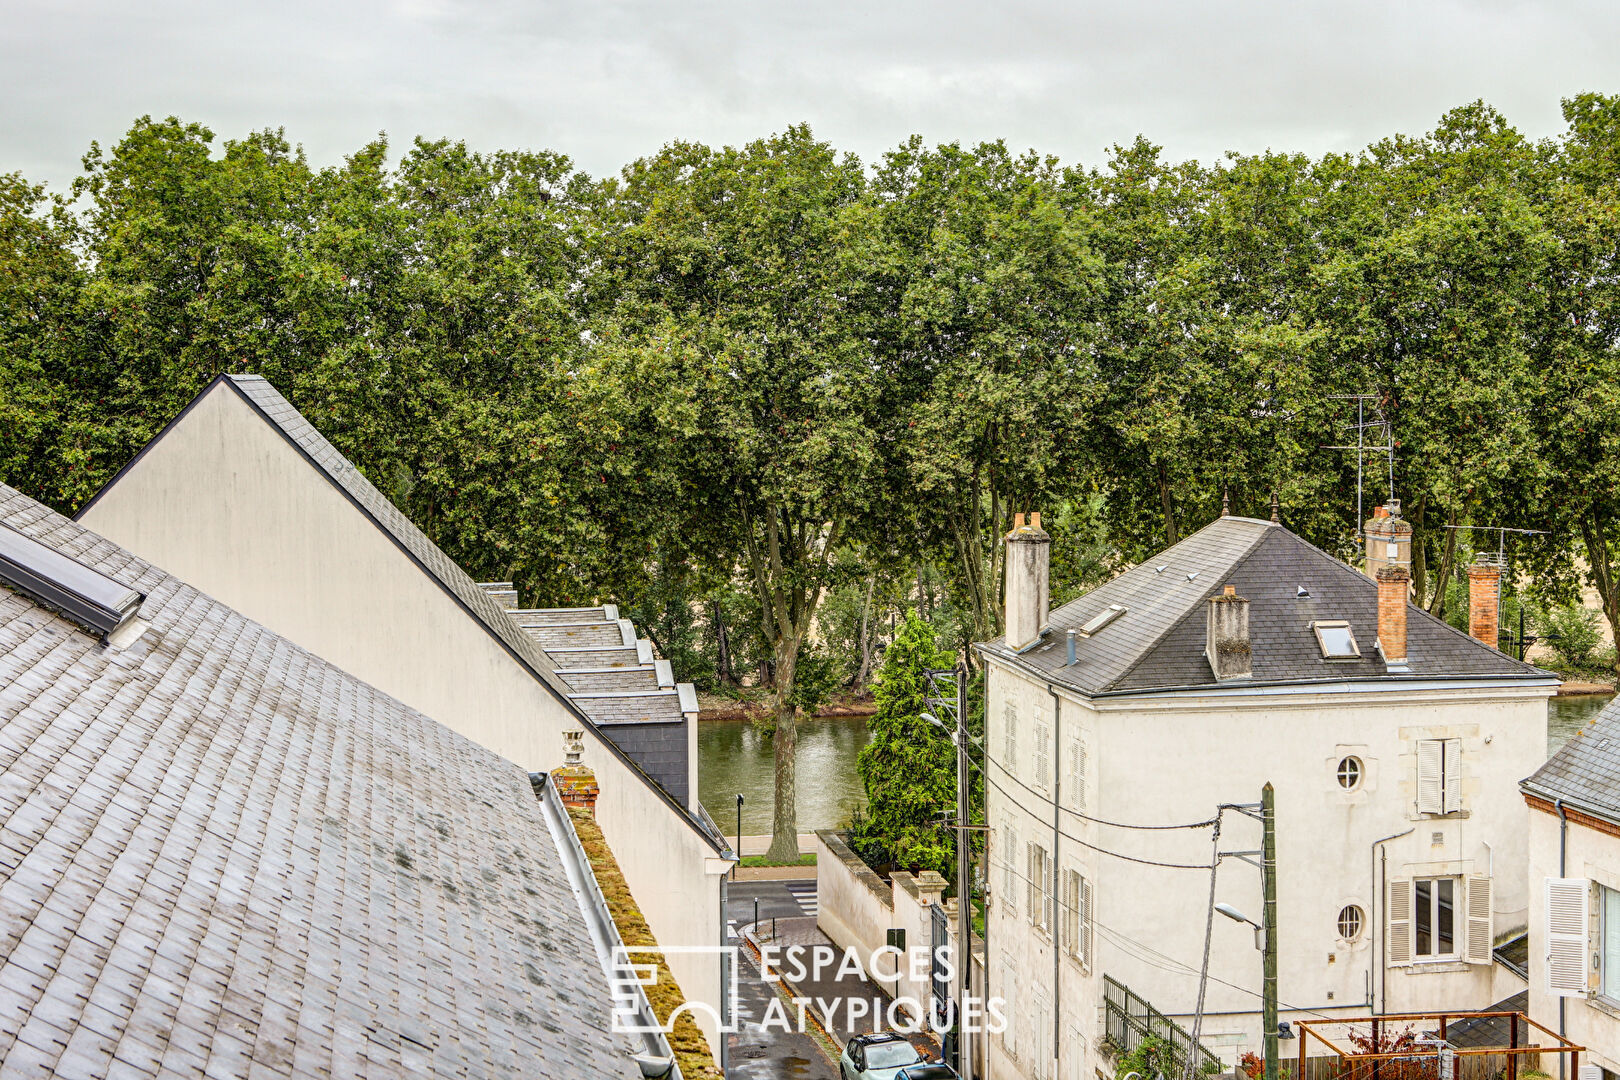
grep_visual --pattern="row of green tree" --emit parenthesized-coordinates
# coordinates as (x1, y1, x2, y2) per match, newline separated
(4, 97, 1620, 856)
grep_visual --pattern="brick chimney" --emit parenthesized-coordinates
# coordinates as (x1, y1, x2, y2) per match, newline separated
(1206, 585, 1253, 680)
(1004, 512, 1051, 649)
(1364, 500, 1413, 580)
(550, 730, 599, 815)
(1466, 558, 1502, 651)
(1376, 565, 1411, 669)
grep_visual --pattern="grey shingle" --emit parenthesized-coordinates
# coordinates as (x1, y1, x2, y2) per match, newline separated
(988, 516, 1550, 696)
(0, 485, 635, 1078)
(1523, 696, 1620, 823)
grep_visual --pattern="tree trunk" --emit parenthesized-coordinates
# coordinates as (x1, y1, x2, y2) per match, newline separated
(1411, 494, 1428, 606)
(1157, 461, 1179, 546)
(1427, 512, 1459, 618)
(765, 632, 802, 862)
(711, 600, 738, 687)
(854, 574, 876, 691)
(1581, 510, 1620, 677)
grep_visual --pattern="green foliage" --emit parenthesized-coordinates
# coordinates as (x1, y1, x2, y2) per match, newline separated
(1537, 603, 1606, 669)
(849, 611, 974, 878)
(1111, 1035, 1216, 1080)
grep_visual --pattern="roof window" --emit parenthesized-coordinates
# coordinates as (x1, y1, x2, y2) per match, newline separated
(0, 524, 143, 639)
(1311, 620, 1360, 660)
(1077, 604, 1126, 638)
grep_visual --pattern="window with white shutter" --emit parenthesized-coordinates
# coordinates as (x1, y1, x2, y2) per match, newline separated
(1416, 740, 1444, 814)
(1062, 870, 1093, 968)
(1546, 877, 1591, 997)
(1034, 718, 1050, 791)
(1601, 884, 1620, 1001)
(1002, 827, 1017, 919)
(1027, 842, 1037, 925)
(1001, 955, 1019, 1059)
(1387, 877, 1413, 966)
(1028, 843, 1051, 933)
(1441, 738, 1463, 813)
(1082, 876, 1094, 966)
(1003, 702, 1017, 778)
(1464, 875, 1492, 964)
(1068, 736, 1086, 812)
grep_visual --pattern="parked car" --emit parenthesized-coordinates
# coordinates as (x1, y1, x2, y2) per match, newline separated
(838, 1032, 928, 1079)
(897, 1066, 959, 1080)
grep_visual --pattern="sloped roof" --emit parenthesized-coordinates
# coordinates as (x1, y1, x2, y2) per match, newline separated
(985, 516, 1550, 697)
(78, 375, 718, 843)
(1522, 695, 1620, 823)
(0, 485, 633, 1077)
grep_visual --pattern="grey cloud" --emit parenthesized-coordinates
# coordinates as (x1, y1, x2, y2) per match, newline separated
(2, 0, 1617, 190)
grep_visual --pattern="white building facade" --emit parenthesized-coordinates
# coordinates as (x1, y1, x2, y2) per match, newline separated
(1524, 698, 1620, 1080)
(979, 510, 1555, 1080)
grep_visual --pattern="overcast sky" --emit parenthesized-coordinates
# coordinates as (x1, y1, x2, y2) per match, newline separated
(4, 0, 1618, 190)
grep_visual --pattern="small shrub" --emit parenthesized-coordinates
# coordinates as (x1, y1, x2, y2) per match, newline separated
(1536, 603, 1605, 669)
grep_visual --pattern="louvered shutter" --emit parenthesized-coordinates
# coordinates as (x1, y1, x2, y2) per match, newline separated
(1026, 842, 1037, 925)
(1081, 876, 1094, 968)
(1067, 738, 1082, 810)
(1578, 1065, 1603, 1080)
(1034, 720, 1050, 791)
(1003, 702, 1017, 775)
(1442, 739, 1463, 814)
(1387, 878, 1413, 966)
(1416, 740, 1443, 814)
(1546, 877, 1590, 996)
(1464, 876, 1491, 964)
(1002, 827, 1017, 917)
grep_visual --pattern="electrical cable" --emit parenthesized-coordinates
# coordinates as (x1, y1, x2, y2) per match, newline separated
(985, 752, 1219, 831)
(982, 768, 1215, 870)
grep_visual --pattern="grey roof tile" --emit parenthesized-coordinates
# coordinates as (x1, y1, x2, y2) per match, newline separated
(0, 485, 635, 1078)
(1523, 696, 1620, 822)
(989, 516, 1551, 696)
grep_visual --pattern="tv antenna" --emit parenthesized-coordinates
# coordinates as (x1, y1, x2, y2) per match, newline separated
(1321, 394, 1395, 533)
(1439, 524, 1549, 567)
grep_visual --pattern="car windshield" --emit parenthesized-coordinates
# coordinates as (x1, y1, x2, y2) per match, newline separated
(865, 1041, 921, 1069)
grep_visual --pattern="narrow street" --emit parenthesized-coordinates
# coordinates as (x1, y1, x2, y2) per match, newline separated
(727, 877, 839, 1080)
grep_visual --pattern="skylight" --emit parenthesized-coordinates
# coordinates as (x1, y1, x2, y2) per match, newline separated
(0, 524, 143, 638)
(1078, 604, 1126, 638)
(1312, 620, 1360, 659)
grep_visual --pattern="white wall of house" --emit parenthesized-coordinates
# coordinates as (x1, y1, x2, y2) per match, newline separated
(982, 657, 1552, 1079)
(77, 382, 731, 1054)
(1526, 803, 1620, 1076)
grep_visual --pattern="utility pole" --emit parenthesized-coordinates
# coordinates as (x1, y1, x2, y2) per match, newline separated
(955, 663, 974, 1080)
(1262, 782, 1278, 1080)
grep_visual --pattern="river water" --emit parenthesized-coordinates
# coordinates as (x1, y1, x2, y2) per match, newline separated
(699, 695, 1617, 835)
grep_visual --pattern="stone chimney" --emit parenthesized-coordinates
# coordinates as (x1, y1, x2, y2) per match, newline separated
(1466, 558, 1503, 651)
(551, 729, 599, 815)
(1206, 585, 1252, 680)
(1376, 565, 1411, 668)
(1004, 512, 1051, 649)
(1363, 500, 1413, 580)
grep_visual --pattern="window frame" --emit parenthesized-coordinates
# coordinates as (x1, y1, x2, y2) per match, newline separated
(1416, 738, 1463, 815)
(1601, 882, 1620, 1003)
(1311, 619, 1361, 660)
(1413, 875, 1461, 960)
(1027, 842, 1052, 936)
(1337, 904, 1365, 943)
(1336, 756, 1363, 791)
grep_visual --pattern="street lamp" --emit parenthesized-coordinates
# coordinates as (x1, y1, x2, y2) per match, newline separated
(735, 793, 744, 879)
(1216, 901, 1280, 1079)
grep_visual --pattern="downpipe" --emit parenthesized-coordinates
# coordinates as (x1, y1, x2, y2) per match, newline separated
(1556, 798, 1567, 1080)
(1370, 829, 1412, 1016)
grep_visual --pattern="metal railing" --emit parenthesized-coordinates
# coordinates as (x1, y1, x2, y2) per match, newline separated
(1104, 974, 1225, 1075)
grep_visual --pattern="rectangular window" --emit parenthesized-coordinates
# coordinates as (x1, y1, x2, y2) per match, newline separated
(1034, 718, 1050, 791)
(1311, 620, 1360, 658)
(1414, 877, 1457, 958)
(1064, 868, 1092, 967)
(1003, 702, 1017, 778)
(1028, 843, 1051, 934)
(1603, 884, 1620, 1001)
(1416, 738, 1463, 815)
(1002, 827, 1017, 919)
(1067, 736, 1086, 812)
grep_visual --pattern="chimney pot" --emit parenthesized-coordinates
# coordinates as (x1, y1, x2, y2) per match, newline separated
(1376, 565, 1411, 668)
(1206, 587, 1252, 680)
(1030, 511, 1041, 530)
(1003, 510, 1051, 649)
(1465, 558, 1503, 651)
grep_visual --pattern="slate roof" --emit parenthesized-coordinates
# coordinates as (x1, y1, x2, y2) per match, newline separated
(985, 516, 1551, 697)
(0, 485, 634, 1078)
(78, 375, 717, 837)
(1522, 695, 1620, 823)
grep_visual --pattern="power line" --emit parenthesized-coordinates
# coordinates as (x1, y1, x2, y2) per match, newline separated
(982, 768, 1215, 871)
(984, 752, 1219, 832)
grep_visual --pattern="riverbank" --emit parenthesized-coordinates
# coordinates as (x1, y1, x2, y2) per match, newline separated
(697, 689, 876, 722)
(1557, 679, 1616, 695)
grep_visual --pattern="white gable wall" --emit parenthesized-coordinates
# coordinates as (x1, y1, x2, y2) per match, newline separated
(78, 382, 730, 1054)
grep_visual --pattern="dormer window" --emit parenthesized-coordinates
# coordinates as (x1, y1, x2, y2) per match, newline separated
(1312, 620, 1360, 659)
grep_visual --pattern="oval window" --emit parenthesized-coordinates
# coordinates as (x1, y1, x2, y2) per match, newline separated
(1336, 756, 1363, 790)
(1337, 905, 1365, 942)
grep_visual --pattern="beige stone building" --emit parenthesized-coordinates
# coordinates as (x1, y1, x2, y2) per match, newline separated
(977, 508, 1555, 1079)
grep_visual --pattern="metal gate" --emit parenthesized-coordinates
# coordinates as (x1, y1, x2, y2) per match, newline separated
(931, 902, 958, 1069)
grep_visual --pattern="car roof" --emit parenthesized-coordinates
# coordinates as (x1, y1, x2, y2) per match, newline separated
(852, 1031, 908, 1046)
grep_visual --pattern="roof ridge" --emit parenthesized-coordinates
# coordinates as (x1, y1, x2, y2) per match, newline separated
(1102, 520, 1275, 692)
